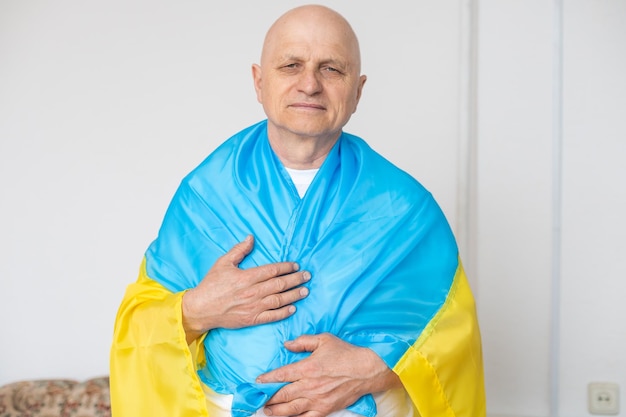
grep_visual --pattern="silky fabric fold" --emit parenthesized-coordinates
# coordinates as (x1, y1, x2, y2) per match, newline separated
(143, 120, 461, 416)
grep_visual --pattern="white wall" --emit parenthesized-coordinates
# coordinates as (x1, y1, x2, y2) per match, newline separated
(477, 1, 555, 414)
(0, 0, 462, 385)
(1, 1, 625, 417)
(477, 0, 626, 416)
(559, 0, 626, 415)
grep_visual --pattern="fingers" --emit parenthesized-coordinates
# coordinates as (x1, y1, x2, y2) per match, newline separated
(263, 396, 311, 416)
(262, 280, 310, 310)
(256, 350, 310, 384)
(282, 334, 322, 353)
(220, 235, 255, 267)
(264, 270, 311, 300)
(251, 261, 302, 283)
(256, 362, 296, 384)
(254, 305, 298, 325)
(264, 269, 310, 300)
(221, 235, 302, 281)
(253, 271, 310, 324)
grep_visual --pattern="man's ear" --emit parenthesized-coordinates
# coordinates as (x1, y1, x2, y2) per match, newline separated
(354, 74, 367, 112)
(252, 64, 263, 104)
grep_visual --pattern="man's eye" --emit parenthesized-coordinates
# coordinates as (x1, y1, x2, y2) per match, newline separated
(322, 66, 343, 75)
(284, 63, 299, 69)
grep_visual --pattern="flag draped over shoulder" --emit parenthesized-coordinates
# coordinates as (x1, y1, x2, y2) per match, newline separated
(110, 120, 485, 417)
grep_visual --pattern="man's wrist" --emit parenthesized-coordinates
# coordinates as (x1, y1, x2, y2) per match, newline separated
(362, 347, 402, 393)
(181, 290, 209, 344)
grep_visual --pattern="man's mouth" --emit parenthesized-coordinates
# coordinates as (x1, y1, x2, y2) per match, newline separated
(290, 102, 326, 110)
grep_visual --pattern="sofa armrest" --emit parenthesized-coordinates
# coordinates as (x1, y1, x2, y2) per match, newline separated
(0, 376, 110, 417)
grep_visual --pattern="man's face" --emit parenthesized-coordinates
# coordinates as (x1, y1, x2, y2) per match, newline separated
(253, 15, 366, 143)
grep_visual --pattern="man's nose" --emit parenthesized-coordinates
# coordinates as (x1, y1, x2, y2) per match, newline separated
(297, 69, 322, 95)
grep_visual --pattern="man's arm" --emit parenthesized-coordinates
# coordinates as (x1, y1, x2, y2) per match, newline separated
(182, 235, 311, 343)
(110, 235, 311, 416)
(256, 333, 402, 417)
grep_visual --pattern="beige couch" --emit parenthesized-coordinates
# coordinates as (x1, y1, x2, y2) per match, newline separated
(0, 376, 110, 417)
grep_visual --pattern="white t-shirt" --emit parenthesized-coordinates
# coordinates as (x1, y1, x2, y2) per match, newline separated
(285, 166, 319, 198)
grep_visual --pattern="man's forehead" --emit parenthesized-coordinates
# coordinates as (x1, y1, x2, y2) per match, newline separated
(267, 40, 353, 62)
(276, 46, 349, 59)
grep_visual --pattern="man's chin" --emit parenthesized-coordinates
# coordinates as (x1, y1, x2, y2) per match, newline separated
(270, 122, 339, 141)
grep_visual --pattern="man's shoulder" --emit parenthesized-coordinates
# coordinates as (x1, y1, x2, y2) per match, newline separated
(341, 131, 428, 197)
(183, 120, 268, 183)
(334, 132, 444, 229)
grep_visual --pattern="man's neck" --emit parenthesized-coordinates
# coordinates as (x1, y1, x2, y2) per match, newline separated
(267, 124, 340, 169)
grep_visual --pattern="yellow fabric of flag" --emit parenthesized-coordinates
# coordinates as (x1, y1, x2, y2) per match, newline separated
(396, 263, 485, 416)
(111, 260, 485, 417)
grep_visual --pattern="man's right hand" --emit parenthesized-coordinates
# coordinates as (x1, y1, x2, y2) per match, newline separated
(181, 235, 310, 344)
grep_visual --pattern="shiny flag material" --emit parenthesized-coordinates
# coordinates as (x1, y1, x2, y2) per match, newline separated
(110, 120, 485, 416)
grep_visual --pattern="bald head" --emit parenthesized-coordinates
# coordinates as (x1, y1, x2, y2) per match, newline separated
(252, 5, 367, 165)
(261, 5, 362, 74)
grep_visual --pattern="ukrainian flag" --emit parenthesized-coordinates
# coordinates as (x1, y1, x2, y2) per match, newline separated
(111, 120, 485, 416)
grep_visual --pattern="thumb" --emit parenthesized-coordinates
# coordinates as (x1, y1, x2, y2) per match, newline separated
(221, 235, 254, 267)
(283, 334, 322, 353)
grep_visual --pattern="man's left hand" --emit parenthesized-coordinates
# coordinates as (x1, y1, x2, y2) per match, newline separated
(256, 333, 402, 417)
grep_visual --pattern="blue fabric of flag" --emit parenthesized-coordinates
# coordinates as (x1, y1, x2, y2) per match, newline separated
(144, 120, 458, 416)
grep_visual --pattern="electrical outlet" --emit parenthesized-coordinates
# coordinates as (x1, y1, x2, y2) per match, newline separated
(588, 382, 620, 415)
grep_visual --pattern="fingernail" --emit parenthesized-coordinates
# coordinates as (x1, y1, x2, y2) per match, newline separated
(302, 271, 311, 281)
(245, 235, 253, 242)
(299, 287, 309, 296)
(264, 408, 273, 416)
(293, 262, 300, 271)
(288, 305, 296, 314)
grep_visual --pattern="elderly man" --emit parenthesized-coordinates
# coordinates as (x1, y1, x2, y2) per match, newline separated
(110, 5, 485, 417)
